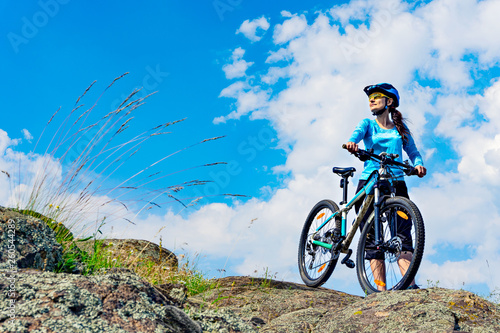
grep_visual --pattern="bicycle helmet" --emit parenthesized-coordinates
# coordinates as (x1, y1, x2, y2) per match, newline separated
(363, 83, 400, 108)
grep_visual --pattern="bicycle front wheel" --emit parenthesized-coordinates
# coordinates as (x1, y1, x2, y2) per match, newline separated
(298, 200, 340, 287)
(356, 197, 425, 294)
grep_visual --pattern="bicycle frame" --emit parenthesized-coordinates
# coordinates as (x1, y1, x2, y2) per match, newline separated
(311, 169, 388, 254)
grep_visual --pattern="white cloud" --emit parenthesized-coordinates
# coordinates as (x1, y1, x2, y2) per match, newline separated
(222, 47, 254, 80)
(261, 66, 288, 85)
(265, 48, 290, 64)
(214, 80, 270, 124)
(422, 0, 500, 64)
(0, 129, 20, 155)
(328, 0, 377, 25)
(21, 129, 33, 142)
(273, 12, 308, 44)
(411, 173, 500, 290)
(236, 16, 270, 42)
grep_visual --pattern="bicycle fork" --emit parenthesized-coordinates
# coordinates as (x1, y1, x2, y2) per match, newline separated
(373, 185, 383, 247)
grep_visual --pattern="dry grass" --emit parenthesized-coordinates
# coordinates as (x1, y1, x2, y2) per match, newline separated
(2, 74, 239, 295)
(3, 73, 231, 238)
(84, 238, 215, 296)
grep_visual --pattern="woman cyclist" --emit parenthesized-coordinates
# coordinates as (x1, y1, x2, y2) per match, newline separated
(345, 83, 426, 291)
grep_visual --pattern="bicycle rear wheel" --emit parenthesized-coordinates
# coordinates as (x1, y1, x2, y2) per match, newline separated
(298, 200, 340, 287)
(356, 197, 425, 294)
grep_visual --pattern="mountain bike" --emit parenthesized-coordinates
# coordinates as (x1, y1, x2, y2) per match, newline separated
(298, 145, 425, 294)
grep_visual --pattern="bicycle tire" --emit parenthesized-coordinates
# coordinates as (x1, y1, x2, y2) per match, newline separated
(356, 197, 425, 294)
(298, 199, 340, 287)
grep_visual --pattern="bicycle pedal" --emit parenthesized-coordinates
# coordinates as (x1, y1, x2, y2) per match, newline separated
(343, 259, 355, 269)
(341, 249, 355, 269)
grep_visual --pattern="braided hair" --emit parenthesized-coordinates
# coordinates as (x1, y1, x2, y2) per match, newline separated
(389, 106, 410, 143)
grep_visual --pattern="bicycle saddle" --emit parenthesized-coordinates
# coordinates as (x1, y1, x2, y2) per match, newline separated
(332, 167, 356, 177)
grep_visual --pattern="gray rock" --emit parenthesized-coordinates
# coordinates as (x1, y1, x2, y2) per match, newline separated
(0, 207, 63, 272)
(0, 269, 201, 333)
(77, 238, 178, 270)
(189, 277, 500, 332)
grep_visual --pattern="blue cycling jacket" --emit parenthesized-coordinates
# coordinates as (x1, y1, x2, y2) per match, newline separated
(348, 118, 424, 180)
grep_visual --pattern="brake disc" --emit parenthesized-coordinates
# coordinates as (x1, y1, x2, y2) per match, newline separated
(387, 236, 402, 263)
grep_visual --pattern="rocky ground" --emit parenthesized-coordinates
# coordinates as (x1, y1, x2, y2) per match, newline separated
(1, 268, 201, 332)
(3, 270, 499, 332)
(187, 276, 500, 332)
(1, 207, 500, 332)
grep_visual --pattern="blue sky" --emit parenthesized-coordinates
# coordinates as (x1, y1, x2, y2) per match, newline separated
(1, 0, 500, 298)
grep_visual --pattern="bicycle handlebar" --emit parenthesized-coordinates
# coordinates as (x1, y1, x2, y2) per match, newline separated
(342, 144, 417, 176)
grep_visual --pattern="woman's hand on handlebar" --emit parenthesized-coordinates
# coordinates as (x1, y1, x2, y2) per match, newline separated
(345, 142, 358, 153)
(415, 165, 427, 178)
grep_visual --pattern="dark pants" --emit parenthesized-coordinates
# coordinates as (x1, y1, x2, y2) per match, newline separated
(355, 180, 414, 260)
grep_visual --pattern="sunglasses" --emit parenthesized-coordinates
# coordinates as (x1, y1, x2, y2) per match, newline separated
(368, 93, 389, 100)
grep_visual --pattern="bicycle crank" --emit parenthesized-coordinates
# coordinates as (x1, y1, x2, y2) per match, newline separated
(341, 249, 355, 269)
